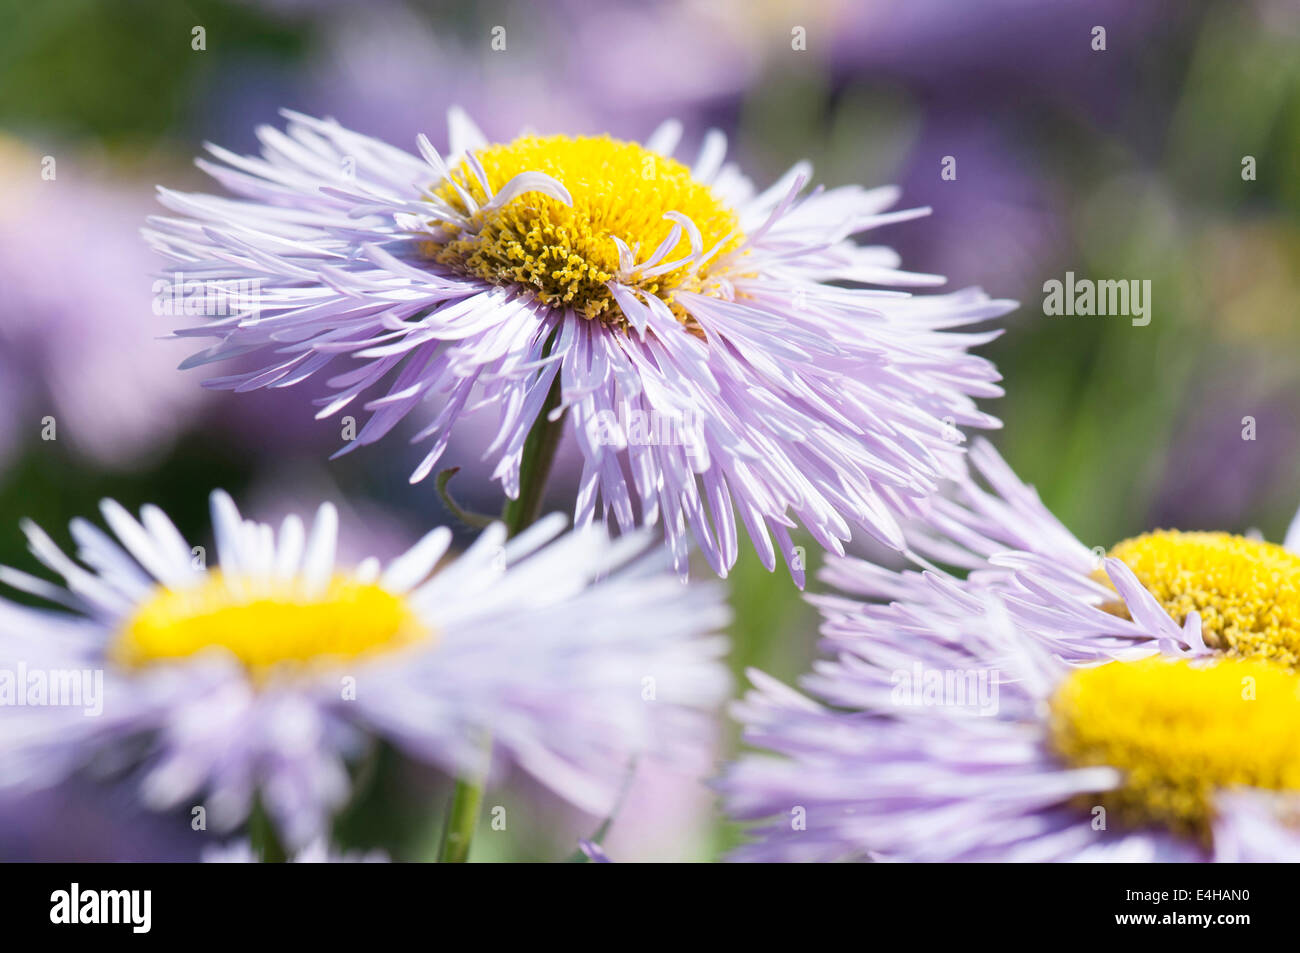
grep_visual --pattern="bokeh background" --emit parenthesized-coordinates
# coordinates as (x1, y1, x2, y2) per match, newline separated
(1, 0, 1297, 860)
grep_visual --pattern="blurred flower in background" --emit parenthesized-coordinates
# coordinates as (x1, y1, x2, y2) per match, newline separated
(0, 144, 207, 470)
(0, 780, 203, 862)
(0, 493, 730, 853)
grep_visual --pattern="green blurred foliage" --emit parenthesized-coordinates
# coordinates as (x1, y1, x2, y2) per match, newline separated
(0, 0, 304, 147)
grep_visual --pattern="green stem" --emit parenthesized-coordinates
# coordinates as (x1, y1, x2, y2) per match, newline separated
(501, 367, 567, 538)
(436, 733, 490, 863)
(249, 797, 287, 863)
(437, 358, 567, 862)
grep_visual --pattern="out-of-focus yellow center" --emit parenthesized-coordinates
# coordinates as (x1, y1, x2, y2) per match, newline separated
(114, 573, 429, 678)
(1108, 530, 1300, 669)
(423, 135, 742, 324)
(1049, 656, 1300, 841)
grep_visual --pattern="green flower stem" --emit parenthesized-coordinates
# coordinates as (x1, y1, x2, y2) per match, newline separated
(437, 361, 567, 862)
(501, 368, 566, 538)
(435, 733, 490, 863)
(249, 797, 287, 863)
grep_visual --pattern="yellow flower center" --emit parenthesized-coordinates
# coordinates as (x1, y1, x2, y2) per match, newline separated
(423, 135, 743, 324)
(1049, 656, 1300, 841)
(114, 573, 429, 678)
(1108, 530, 1300, 669)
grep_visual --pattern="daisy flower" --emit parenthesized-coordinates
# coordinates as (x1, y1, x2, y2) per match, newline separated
(820, 437, 1300, 669)
(0, 492, 729, 850)
(145, 109, 1013, 581)
(720, 595, 1300, 862)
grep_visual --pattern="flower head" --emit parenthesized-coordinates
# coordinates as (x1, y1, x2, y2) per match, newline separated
(820, 437, 1300, 667)
(0, 493, 729, 849)
(146, 109, 1012, 581)
(721, 594, 1300, 862)
(730, 439, 1300, 861)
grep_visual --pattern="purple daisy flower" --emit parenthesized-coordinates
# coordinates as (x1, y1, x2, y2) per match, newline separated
(721, 594, 1300, 862)
(0, 493, 729, 849)
(822, 437, 1300, 668)
(145, 109, 1013, 581)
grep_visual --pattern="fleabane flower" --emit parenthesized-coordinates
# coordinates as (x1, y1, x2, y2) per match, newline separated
(820, 437, 1300, 669)
(145, 109, 1013, 581)
(0, 493, 729, 849)
(720, 596, 1300, 862)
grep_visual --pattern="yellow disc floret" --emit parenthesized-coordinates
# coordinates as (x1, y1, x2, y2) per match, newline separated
(423, 135, 743, 324)
(1049, 656, 1300, 841)
(1109, 530, 1300, 669)
(114, 573, 429, 679)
